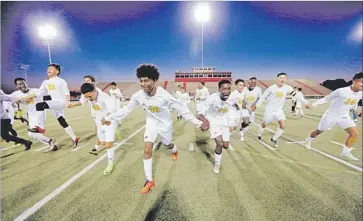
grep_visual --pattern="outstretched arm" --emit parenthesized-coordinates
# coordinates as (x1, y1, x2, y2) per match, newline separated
(169, 94, 203, 128)
(103, 95, 139, 122)
(312, 89, 339, 107)
(255, 87, 272, 108)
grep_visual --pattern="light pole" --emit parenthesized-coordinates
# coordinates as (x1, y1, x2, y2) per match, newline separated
(38, 25, 56, 64)
(20, 64, 30, 82)
(194, 3, 210, 68)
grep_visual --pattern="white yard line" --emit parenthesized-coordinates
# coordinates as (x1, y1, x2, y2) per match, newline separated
(14, 125, 145, 221)
(72, 141, 90, 152)
(258, 140, 276, 151)
(252, 123, 362, 173)
(0, 144, 20, 152)
(330, 141, 345, 148)
(35, 145, 50, 152)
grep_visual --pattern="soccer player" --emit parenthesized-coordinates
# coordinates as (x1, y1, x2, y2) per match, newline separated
(294, 88, 305, 117)
(240, 77, 263, 140)
(291, 87, 298, 114)
(197, 79, 237, 174)
(302, 72, 363, 160)
(26, 64, 80, 148)
(1, 93, 33, 150)
(11, 78, 57, 152)
(80, 83, 118, 174)
(101, 64, 207, 194)
(228, 79, 250, 141)
(253, 73, 311, 147)
(175, 85, 182, 120)
(109, 82, 123, 111)
(177, 87, 191, 120)
(68, 75, 107, 154)
(195, 81, 209, 113)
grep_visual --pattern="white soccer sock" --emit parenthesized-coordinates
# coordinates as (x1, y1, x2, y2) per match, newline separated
(273, 127, 284, 140)
(306, 136, 314, 143)
(94, 145, 100, 150)
(171, 144, 177, 153)
(258, 126, 264, 137)
(143, 158, 153, 181)
(214, 152, 222, 164)
(64, 126, 77, 140)
(107, 147, 115, 165)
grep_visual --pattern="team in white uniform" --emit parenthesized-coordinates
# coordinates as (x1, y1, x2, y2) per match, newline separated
(80, 83, 118, 175)
(11, 78, 57, 152)
(102, 64, 207, 194)
(25, 64, 80, 148)
(294, 88, 305, 117)
(254, 72, 311, 147)
(302, 72, 363, 160)
(197, 79, 237, 174)
(109, 82, 124, 110)
(195, 82, 209, 113)
(241, 77, 262, 139)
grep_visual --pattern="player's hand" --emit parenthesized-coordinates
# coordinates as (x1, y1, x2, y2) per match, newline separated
(101, 118, 111, 126)
(67, 103, 74, 108)
(200, 119, 210, 131)
(229, 126, 236, 133)
(305, 103, 312, 109)
(251, 104, 257, 111)
(234, 104, 240, 110)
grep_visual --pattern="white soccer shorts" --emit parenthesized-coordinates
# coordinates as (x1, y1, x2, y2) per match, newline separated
(28, 111, 46, 129)
(317, 114, 356, 131)
(46, 99, 66, 118)
(97, 121, 118, 142)
(144, 125, 172, 145)
(263, 110, 286, 124)
(209, 119, 230, 141)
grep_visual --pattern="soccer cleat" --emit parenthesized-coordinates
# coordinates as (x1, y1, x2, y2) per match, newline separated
(189, 142, 195, 152)
(27, 126, 46, 134)
(44, 139, 58, 152)
(240, 135, 245, 142)
(341, 149, 359, 161)
(73, 137, 80, 148)
(271, 138, 278, 147)
(89, 148, 99, 155)
(141, 180, 155, 194)
(24, 141, 32, 151)
(257, 136, 261, 141)
(172, 151, 178, 161)
(103, 164, 114, 175)
(213, 163, 220, 174)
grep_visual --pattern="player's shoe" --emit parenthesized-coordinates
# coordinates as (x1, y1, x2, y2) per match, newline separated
(103, 164, 114, 175)
(141, 180, 155, 194)
(27, 126, 46, 133)
(257, 136, 261, 141)
(341, 148, 359, 161)
(172, 151, 178, 161)
(271, 138, 278, 147)
(24, 141, 32, 151)
(240, 135, 245, 142)
(89, 148, 99, 155)
(189, 142, 195, 152)
(73, 137, 80, 148)
(212, 163, 220, 174)
(44, 139, 58, 152)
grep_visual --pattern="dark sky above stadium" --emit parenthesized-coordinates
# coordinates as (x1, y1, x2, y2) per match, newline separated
(1, 1, 362, 90)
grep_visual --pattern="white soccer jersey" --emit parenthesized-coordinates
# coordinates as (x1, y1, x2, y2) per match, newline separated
(179, 92, 190, 105)
(175, 90, 182, 100)
(195, 87, 209, 102)
(257, 84, 307, 113)
(11, 89, 45, 115)
(87, 90, 116, 123)
(243, 86, 262, 106)
(109, 88, 122, 99)
(228, 89, 245, 108)
(198, 93, 237, 127)
(105, 87, 202, 130)
(79, 87, 102, 105)
(295, 91, 305, 108)
(313, 86, 363, 117)
(39, 76, 70, 102)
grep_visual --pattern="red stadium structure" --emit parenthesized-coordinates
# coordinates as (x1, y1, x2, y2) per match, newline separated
(175, 67, 232, 82)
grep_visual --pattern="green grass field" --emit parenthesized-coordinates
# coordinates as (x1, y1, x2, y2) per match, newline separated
(1, 101, 362, 221)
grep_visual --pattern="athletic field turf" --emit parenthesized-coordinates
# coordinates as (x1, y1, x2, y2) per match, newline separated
(1, 100, 362, 221)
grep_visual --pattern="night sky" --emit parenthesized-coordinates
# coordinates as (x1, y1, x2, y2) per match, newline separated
(1, 1, 362, 91)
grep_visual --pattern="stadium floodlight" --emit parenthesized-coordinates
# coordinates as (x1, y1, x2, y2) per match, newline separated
(194, 3, 211, 68)
(38, 25, 57, 64)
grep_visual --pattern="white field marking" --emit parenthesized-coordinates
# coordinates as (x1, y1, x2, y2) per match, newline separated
(253, 123, 363, 173)
(0, 144, 21, 152)
(72, 141, 91, 152)
(123, 143, 132, 145)
(35, 145, 50, 152)
(14, 125, 145, 221)
(17, 116, 88, 133)
(258, 140, 276, 151)
(330, 141, 345, 148)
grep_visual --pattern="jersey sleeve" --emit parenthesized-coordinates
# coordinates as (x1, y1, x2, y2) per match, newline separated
(256, 86, 272, 107)
(62, 80, 70, 96)
(197, 95, 213, 116)
(295, 92, 308, 105)
(39, 80, 48, 95)
(104, 93, 139, 121)
(312, 89, 340, 107)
